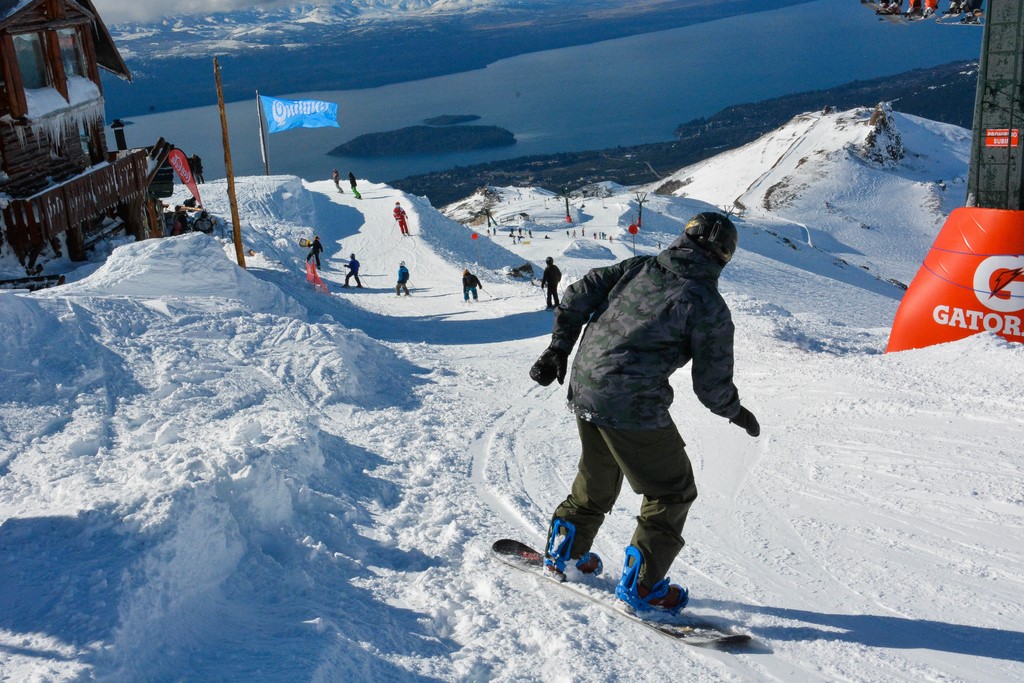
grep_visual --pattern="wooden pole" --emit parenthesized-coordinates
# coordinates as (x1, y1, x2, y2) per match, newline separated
(256, 90, 270, 176)
(215, 57, 246, 269)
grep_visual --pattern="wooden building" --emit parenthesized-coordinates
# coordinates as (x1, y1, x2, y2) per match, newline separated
(0, 0, 151, 271)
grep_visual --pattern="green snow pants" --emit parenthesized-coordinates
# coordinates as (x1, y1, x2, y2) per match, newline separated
(549, 416, 698, 588)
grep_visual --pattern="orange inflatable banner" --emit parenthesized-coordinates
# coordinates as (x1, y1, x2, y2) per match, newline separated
(887, 207, 1024, 352)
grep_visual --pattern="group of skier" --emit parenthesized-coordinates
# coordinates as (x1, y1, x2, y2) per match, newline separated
(331, 169, 361, 199)
(306, 244, 488, 302)
(306, 181, 416, 293)
(875, 0, 983, 20)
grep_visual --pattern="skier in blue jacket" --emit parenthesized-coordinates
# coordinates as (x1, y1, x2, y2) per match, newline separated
(344, 254, 363, 288)
(396, 261, 411, 296)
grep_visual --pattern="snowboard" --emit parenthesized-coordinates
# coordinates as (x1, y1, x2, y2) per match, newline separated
(299, 238, 313, 248)
(491, 539, 755, 650)
(352, 189, 362, 199)
(937, 13, 983, 25)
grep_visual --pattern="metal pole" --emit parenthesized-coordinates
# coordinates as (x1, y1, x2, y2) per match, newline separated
(215, 57, 247, 269)
(256, 90, 270, 176)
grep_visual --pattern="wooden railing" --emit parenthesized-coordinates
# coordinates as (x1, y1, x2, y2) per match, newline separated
(1, 149, 149, 261)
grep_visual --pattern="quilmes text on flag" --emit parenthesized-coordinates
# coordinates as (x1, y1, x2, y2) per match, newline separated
(260, 95, 339, 133)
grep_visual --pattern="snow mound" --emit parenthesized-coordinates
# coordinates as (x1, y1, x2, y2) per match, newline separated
(52, 233, 304, 317)
(562, 240, 615, 260)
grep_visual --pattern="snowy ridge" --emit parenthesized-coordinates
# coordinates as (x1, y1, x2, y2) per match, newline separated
(0, 107, 1022, 681)
(108, 0, 571, 52)
(652, 105, 972, 284)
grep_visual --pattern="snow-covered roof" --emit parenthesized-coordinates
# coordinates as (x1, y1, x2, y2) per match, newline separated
(0, 0, 43, 28)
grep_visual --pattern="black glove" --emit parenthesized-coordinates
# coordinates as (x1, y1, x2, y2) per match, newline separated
(730, 406, 760, 437)
(530, 348, 568, 387)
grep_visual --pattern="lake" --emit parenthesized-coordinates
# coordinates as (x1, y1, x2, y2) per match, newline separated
(112, 0, 982, 188)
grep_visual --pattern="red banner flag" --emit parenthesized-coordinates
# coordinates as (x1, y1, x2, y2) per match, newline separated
(167, 149, 203, 207)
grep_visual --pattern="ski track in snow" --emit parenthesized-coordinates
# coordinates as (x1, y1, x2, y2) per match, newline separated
(1, 109, 1023, 681)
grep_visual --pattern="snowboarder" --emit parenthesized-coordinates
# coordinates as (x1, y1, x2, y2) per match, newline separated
(348, 172, 361, 199)
(332, 169, 343, 193)
(394, 202, 410, 236)
(306, 236, 323, 268)
(529, 212, 760, 615)
(463, 269, 482, 302)
(541, 256, 561, 310)
(343, 253, 362, 287)
(396, 261, 410, 296)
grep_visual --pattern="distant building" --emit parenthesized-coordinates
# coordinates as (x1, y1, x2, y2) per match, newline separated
(0, 0, 152, 273)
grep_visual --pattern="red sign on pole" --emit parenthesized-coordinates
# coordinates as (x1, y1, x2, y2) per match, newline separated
(984, 129, 1020, 148)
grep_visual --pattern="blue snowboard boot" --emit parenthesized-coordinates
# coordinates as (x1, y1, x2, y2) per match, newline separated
(544, 518, 603, 581)
(615, 545, 688, 615)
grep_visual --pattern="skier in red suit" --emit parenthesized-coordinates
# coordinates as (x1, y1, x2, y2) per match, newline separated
(394, 202, 410, 236)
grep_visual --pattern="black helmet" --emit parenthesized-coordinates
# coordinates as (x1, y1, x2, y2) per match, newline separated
(684, 212, 738, 265)
(545, 256, 554, 265)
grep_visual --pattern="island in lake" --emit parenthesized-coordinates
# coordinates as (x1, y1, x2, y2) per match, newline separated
(423, 114, 481, 126)
(329, 124, 516, 157)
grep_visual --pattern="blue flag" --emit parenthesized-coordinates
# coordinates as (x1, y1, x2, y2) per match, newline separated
(260, 95, 339, 133)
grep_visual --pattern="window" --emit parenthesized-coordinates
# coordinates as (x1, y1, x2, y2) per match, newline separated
(13, 33, 50, 90)
(79, 119, 92, 158)
(57, 29, 87, 79)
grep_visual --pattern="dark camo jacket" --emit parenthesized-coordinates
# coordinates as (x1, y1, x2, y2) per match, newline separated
(548, 235, 741, 430)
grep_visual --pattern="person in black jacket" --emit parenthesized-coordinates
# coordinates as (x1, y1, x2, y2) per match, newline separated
(306, 236, 323, 268)
(462, 269, 483, 301)
(541, 256, 562, 309)
(190, 154, 204, 184)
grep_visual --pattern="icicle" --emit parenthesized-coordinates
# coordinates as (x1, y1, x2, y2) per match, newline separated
(25, 99, 106, 157)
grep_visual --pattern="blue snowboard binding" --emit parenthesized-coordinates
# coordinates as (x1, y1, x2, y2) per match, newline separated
(615, 545, 688, 615)
(545, 518, 603, 579)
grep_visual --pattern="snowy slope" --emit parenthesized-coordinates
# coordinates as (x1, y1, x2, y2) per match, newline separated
(650, 105, 972, 285)
(0, 110, 1022, 681)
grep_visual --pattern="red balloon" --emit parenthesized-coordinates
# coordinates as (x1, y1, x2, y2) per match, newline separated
(628, 224, 639, 235)
(471, 233, 478, 240)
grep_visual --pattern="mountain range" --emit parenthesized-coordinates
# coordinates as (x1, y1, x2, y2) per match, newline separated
(99, 0, 809, 117)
